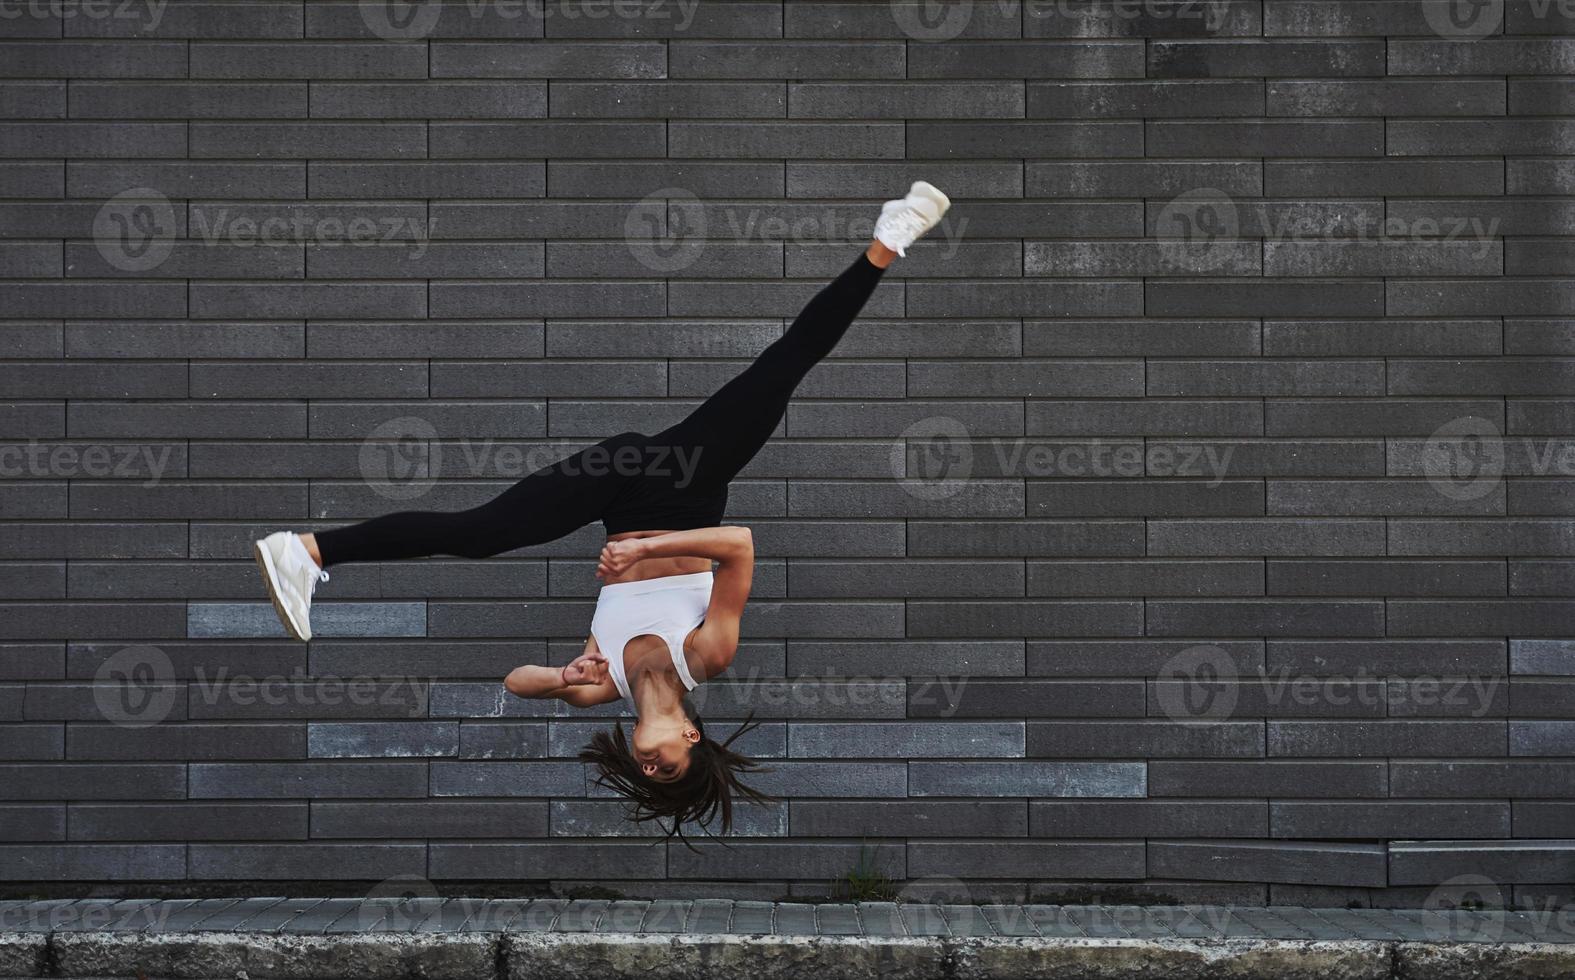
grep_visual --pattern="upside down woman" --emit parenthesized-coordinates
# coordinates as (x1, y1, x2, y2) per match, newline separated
(252, 182, 951, 838)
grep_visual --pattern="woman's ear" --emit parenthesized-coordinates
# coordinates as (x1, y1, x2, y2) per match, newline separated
(683, 727, 701, 744)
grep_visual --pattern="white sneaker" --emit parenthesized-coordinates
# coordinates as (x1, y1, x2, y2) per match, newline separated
(253, 531, 328, 641)
(874, 180, 951, 257)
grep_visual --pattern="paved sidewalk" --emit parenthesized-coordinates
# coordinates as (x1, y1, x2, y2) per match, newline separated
(3, 898, 1575, 978)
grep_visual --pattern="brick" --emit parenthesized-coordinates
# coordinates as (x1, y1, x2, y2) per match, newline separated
(430, 761, 586, 797)
(907, 678, 1143, 718)
(1031, 482, 1263, 518)
(1025, 319, 1259, 356)
(1027, 400, 1262, 437)
(791, 81, 1022, 118)
(312, 801, 548, 839)
(1028, 639, 1263, 677)
(1030, 80, 1263, 117)
(1149, 841, 1386, 888)
(1028, 721, 1264, 758)
(1146, 280, 1385, 317)
(909, 841, 1144, 880)
(1390, 841, 1575, 887)
(0, 805, 64, 842)
(430, 842, 666, 878)
(1031, 801, 1266, 838)
(432, 41, 663, 77)
(71, 80, 306, 117)
(1389, 38, 1575, 76)
(70, 803, 308, 841)
(787, 640, 1023, 678)
(1268, 79, 1504, 116)
(189, 762, 427, 798)
(908, 41, 1145, 79)
(908, 121, 1141, 159)
(1272, 802, 1509, 840)
(0, 41, 187, 77)
(1264, 159, 1503, 197)
(67, 723, 303, 761)
(670, 841, 904, 881)
(1269, 720, 1506, 757)
(308, 722, 459, 758)
(1390, 120, 1575, 156)
(790, 801, 1027, 837)
(1392, 761, 1575, 798)
(188, 843, 425, 880)
(670, 41, 905, 78)
(789, 560, 1023, 597)
(788, 722, 1023, 758)
(1148, 761, 1387, 797)
(1030, 161, 1260, 198)
(190, 121, 426, 158)
(0, 844, 185, 881)
(1150, 40, 1385, 77)
(550, 800, 785, 838)
(0, 764, 186, 801)
(907, 762, 1146, 798)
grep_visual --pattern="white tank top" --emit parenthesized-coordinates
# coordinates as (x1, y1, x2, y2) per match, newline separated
(590, 571, 712, 703)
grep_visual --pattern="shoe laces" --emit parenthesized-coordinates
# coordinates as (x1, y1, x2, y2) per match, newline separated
(884, 205, 930, 241)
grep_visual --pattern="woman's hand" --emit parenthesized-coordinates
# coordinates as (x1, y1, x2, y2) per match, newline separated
(561, 650, 608, 686)
(596, 538, 645, 580)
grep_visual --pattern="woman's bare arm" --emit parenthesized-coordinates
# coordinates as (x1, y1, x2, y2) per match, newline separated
(610, 526, 754, 566)
(503, 648, 619, 706)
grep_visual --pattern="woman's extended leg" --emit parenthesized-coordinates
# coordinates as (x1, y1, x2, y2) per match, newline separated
(311, 448, 626, 566)
(653, 242, 891, 490)
(655, 182, 950, 490)
(255, 435, 639, 640)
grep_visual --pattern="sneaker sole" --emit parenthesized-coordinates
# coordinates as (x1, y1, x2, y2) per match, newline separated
(910, 180, 951, 215)
(253, 539, 310, 642)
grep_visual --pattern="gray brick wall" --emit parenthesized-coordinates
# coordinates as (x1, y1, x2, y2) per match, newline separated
(0, 0, 1572, 905)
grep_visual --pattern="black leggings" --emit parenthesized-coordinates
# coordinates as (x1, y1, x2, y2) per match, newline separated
(315, 252, 886, 566)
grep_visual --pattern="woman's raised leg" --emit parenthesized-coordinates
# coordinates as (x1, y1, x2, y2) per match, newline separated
(255, 435, 638, 640)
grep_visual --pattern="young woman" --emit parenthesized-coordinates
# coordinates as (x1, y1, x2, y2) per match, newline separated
(252, 182, 951, 837)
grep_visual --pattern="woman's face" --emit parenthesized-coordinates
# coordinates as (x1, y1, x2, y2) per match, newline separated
(631, 718, 699, 782)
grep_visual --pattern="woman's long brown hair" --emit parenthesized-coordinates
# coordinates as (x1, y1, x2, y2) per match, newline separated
(579, 709, 773, 848)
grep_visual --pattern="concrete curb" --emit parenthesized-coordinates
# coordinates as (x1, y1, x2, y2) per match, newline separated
(48, 932, 496, 980)
(949, 937, 1391, 980)
(0, 935, 45, 979)
(4, 931, 1574, 979)
(1394, 942, 1575, 980)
